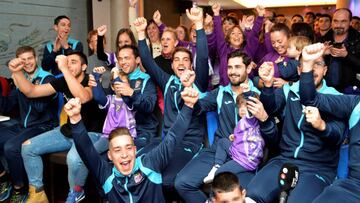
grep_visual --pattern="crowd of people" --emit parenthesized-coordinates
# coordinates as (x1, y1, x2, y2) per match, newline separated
(0, 1, 359, 203)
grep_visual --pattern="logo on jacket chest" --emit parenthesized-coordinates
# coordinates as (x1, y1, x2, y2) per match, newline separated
(133, 172, 144, 184)
(133, 80, 142, 91)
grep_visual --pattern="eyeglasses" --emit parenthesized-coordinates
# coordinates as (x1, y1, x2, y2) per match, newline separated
(313, 61, 325, 67)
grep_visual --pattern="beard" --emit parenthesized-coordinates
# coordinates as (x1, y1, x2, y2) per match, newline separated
(229, 74, 246, 86)
(333, 27, 345, 35)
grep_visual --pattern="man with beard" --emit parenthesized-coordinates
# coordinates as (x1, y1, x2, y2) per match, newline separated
(246, 49, 346, 203)
(42, 15, 84, 75)
(9, 51, 105, 203)
(320, 8, 360, 93)
(0, 46, 58, 202)
(175, 50, 277, 203)
(298, 43, 360, 203)
(134, 7, 209, 201)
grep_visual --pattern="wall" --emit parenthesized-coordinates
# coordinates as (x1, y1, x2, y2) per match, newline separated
(0, 0, 89, 77)
(144, 0, 179, 27)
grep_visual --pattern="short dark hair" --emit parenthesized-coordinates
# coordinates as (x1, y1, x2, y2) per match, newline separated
(320, 14, 332, 22)
(172, 47, 193, 63)
(227, 50, 251, 67)
(223, 16, 238, 26)
(212, 172, 241, 194)
(291, 23, 315, 43)
(352, 16, 360, 21)
(306, 12, 316, 20)
(116, 28, 137, 52)
(292, 14, 304, 22)
(236, 91, 259, 106)
(67, 51, 88, 65)
(276, 14, 285, 18)
(118, 45, 140, 59)
(270, 23, 291, 39)
(16, 46, 36, 58)
(54, 15, 70, 25)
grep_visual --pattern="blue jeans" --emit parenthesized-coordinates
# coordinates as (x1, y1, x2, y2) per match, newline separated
(21, 126, 102, 189)
(67, 136, 108, 189)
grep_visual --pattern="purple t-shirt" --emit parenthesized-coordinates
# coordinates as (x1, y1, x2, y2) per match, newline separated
(100, 95, 136, 138)
(229, 116, 265, 170)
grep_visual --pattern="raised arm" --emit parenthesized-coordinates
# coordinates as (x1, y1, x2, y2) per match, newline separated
(186, 7, 209, 91)
(129, 0, 139, 41)
(143, 87, 198, 170)
(134, 17, 170, 90)
(9, 58, 56, 98)
(96, 25, 112, 66)
(67, 98, 110, 185)
(244, 5, 265, 58)
(89, 68, 107, 106)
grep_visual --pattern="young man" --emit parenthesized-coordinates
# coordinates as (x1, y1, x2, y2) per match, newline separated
(64, 86, 198, 203)
(246, 47, 346, 203)
(9, 51, 105, 203)
(299, 43, 360, 203)
(42, 15, 84, 75)
(0, 46, 58, 202)
(133, 7, 209, 197)
(175, 50, 277, 203)
(208, 172, 254, 203)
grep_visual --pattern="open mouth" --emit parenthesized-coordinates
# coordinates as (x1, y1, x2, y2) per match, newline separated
(178, 66, 185, 74)
(121, 160, 131, 169)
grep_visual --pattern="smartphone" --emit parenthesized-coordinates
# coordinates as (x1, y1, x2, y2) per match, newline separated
(332, 42, 343, 49)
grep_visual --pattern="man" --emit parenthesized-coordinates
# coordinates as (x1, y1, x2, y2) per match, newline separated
(316, 14, 332, 41)
(351, 16, 360, 32)
(299, 43, 360, 203)
(246, 49, 346, 203)
(208, 172, 254, 203)
(65, 86, 198, 202)
(175, 51, 276, 203)
(10, 51, 105, 203)
(0, 46, 58, 202)
(42, 15, 83, 75)
(320, 8, 360, 92)
(133, 7, 209, 199)
(304, 12, 316, 27)
(291, 14, 304, 25)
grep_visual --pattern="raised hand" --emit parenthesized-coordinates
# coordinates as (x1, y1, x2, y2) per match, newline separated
(180, 69, 196, 87)
(88, 74, 98, 87)
(153, 10, 162, 26)
(93, 66, 107, 74)
(264, 19, 274, 33)
(204, 13, 213, 27)
(255, 5, 265, 17)
(186, 7, 203, 24)
(211, 2, 221, 16)
(55, 55, 68, 72)
(113, 82, 134, 97)
(64, 97, 82, 124)
(97, 25, 107, 36)
(53, 36, 62, 52)
(8, 58, 24, 73)
(240, 83, 250, 93)
(258, 62, 274, 87)
(304, 106, 326, 131)
(181, 87, 199, 108)
(301, 43, 325, 72)
(58, 32, 69, 49)
(133, 17, 147, 33)
(246, 96, 269, 122)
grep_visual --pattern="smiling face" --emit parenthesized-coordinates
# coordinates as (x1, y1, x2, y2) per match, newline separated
(332, 9, 351, 36)
(146, 22, 160, 43)
(18, 51, 37, 75)
(228, 27, 244, 49)
(176, 26, 186, 41)
(117, 48, 139, 74)
(227, 57, 250, 86)
(108, 135, 136, 176)
(270, 31, 289, 56)
(319, 17, 331, 32)
(67, 54, 86, 79)
(172, 50, 192, 78)
(54, 18, 71, 37)
(118, 33, 132, 48)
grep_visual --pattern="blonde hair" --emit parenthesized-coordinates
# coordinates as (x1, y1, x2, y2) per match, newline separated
(288, 36, 311, 52)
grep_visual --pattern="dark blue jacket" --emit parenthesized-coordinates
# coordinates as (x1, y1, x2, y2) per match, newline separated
(71, 105, 193, 203)
(277, 59, 300, 82)
(300, 71, 360, 180)
(42, 37, 83, 75)
(0, 67, 58, 128)
(139, 28, 209, 146)
(261, 80, 346, 173)
(197, 82, 278, 146)
(93, 68, 158, 145)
